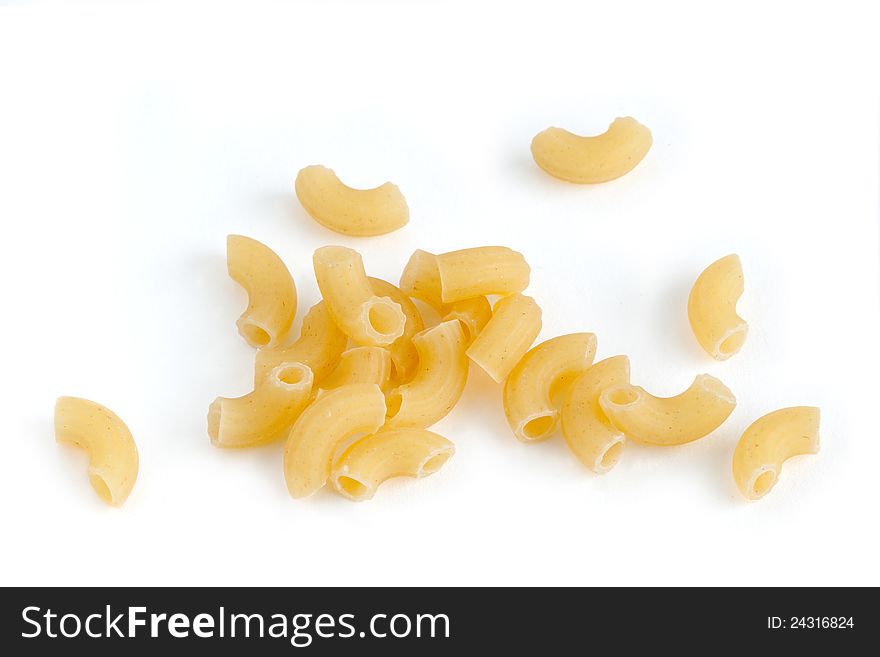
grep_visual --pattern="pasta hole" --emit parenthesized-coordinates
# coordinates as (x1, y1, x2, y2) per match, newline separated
(607, 388, 638, 405)
(600, 442, 624, 470)
(89, 474, 113, 504)
(368, 304, 400, 337)
(337, 476, 369, 499)
(523, 415, 554, 440)
(241, 323, 271, 347)
(719, 330, 746, 357)
(752, 471, 776, 498)
(277, 367, 304, 385)
(385, 392, 402, 419)
(420, 451, 451, 475)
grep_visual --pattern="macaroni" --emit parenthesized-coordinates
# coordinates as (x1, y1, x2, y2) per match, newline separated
(331, 429, 455, 501)
(503, 333, 597, 442)
(436, 246, 530, 303)
(531, 117, 653, 184)
(208, 362, 313, 448)
(368, 276, 424, 383)
(54, 397, 138, 506)
(314, 246, 406, 347)
(317, 346, 392, 395)
(688, 254, 748, 360)
(254, 301, 347, 385)
(284, 383, 387, 498)
(467, 294, 542, 383)
(442, 296, 492, 345)
(295, 165, 409, 236)
(560, 356, 630, 473)
(384, 320, 468, 430)
(599, 374, 736, 446)
(226, 235, 297, 348)
(732, 406, 820, 500)
(399, 249, 443, 309)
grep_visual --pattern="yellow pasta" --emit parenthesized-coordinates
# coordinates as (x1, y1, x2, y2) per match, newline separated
(442, 296, 492, 345)
(226, 235, 297, 348)
(331, 429, 455, 501)
(530, 117, 653, 184)
(295, 165, 409, 236)
(467, 294, 542, 383)
(54, 397, 138, 507)
(688, 254, 748, 360)
(732, 406, 820, 501)
(317, 346, 392, 395)
(254, 301, 347, 385)
(284, 383, 387, 499)
(503, 333, 597, 442)
(599, 374, 735, 446)
(399, 249, 444, 309)
(384, 320, 469, 430)
(560, 356, 631, 473)
(436, 246, 530, 303)
(314, 246, 407, 347)
(208, 362, 313, 448)
(368, 276, 424, 383)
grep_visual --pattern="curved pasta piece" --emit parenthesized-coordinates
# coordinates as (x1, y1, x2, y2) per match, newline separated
(467, 294, 542, 383)
(208, 362, 313, 448)
(503, 333, 597, 442)
(399, 249, 443, 309)
(384, 320, 468, 430)
(295, 165, 408, 236)
(317, 346, 392, 395)
(733, 406, 820, 500)
(560, 356, 631, 473)
(368, 277, 424, 383)
(531, 117, 653, 184)
(54, 397, 138, 506)
(436, 246, 530, 303)
(599, 374, 735, 446)
(284, 383, 387, 499)
(688, 254, 748, 360)
(227, 235, 297, 348)
(314, 245, 406, 347)
(254, 301, 347, 385)
(331, 429, 455, 501)
(442, 296, 491, 345)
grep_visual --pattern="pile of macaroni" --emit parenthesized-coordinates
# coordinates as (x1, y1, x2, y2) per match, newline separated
(55, 115, 820, 505)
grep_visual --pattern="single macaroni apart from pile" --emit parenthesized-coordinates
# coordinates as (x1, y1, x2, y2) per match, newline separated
(503, 333, 597, 442)
(732, 407, 820, 500)
(54, 397, 138, 506)
(332, 429, 455, 501)
(295, 165, 409, 236)
(227, 235, 297, 348)
(531, 117, 653, 184)
(599, 374, 736, 446)
(688, 254, 748, 360)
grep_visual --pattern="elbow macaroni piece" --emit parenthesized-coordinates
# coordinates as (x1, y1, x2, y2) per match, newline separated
(688, 254, 748, 360)
(254, 301, 347, 385)
(227, 235, 297, 348)
(503, 333, 597, 442)
(436, 246, 530, 303)
(530, 117, 653, 184)
(368, 277, 424, 383)
(284, 383, 387, 499)
(314, 246, 407, 347)
(317, 346, 392, 395)
(331, 429, 455, 501)
(384, 320, 469, 430)
(560, 356, 631, 473)
(599, 374, 735, 446)
(54, 397, 138, 506)
(732, 406, 820, 500)
(442, 296, 492, 345)
(295, 165, 408, 236)
(467, 294, 542, 383)
(208, 362, 313, 448)
(399, 249, 443, 309)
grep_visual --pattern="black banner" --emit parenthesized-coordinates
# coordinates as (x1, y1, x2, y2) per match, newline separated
(0, 587, 872, 653)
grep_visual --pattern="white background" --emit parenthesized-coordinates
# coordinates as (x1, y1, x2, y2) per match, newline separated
(1, 0, 878, 587)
